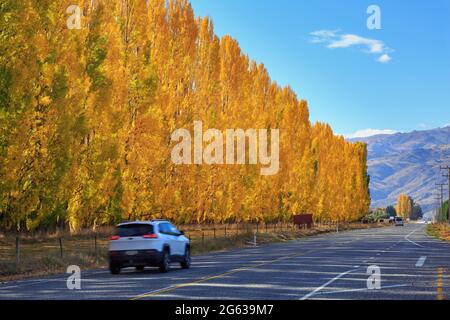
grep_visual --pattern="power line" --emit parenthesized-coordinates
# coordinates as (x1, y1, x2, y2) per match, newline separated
(433, 192, 442, 222)
(440, 165, 450, 221)
(436, 182, 448, 221)
(446, 125, 450, 158)
(432, 126, 450, 221)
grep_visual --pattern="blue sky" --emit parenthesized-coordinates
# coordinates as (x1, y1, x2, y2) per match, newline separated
(190, 0, 450, 137)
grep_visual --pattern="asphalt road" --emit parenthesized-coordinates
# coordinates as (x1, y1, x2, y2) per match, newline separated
(1, 224, 449, 300)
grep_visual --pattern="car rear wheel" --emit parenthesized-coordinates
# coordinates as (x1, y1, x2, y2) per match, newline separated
(181, 247, 191, 269)
(110, 264, 121, 275)
(159, 249, 170, 273)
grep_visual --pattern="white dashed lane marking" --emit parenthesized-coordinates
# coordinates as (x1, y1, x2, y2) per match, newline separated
(415, 256, 427, 267)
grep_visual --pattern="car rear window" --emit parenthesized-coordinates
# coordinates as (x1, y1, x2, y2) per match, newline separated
(116, 224, 154, 237)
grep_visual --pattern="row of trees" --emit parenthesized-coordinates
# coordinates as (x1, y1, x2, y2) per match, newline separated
(367, 194, 423, 222)
(0, 0, 370, 232)
(378, 194, 423, 221)
(395, 194, 423, 220)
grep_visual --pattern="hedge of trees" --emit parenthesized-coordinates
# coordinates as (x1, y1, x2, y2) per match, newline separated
(0, 0, 370, 232)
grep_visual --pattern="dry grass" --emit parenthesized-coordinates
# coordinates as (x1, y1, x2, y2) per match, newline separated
(0, 222, 383, 282)
(0, 227, 114, 282)
(427, 223, 450, 241)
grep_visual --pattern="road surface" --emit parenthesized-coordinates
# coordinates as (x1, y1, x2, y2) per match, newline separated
(0, 224, 449, 300)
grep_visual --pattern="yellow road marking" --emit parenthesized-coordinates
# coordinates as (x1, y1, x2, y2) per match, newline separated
(130, 235, 364, 300)
(130, 251, 306, 300)
(437, 268, 444, 300)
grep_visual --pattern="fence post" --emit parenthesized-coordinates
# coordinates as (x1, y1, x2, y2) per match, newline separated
(256, 223, 259, 234)
(213, 228, 216, 239)
(224, 226, 227, 237)
(59, 237, 63, 258)
(202, 231, 205, 246)
(15, 236, 20, 264)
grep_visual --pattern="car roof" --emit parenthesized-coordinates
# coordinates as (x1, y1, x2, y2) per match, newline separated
(117, 220, 170, 227)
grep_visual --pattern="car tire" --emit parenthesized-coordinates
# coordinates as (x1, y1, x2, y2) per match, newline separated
(136, 266, 145, 271)
(159, 249, 170, 273)
(110, 264, 121, 275)
(181, 247, 191, 269)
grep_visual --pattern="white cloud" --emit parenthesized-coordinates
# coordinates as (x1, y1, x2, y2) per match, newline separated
(310, 29, 340, 43)
(377, 54, 391, 63)
(310, 30, 393, 63)
(345, 129, 398, 139)
(328, 34, 385, 53)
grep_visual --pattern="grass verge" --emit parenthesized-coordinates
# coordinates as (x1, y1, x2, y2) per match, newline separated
(426, 223, 450, 241)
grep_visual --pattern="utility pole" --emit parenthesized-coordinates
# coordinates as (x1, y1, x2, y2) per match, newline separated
(436, 182, 447, 221)
(434, 192, 443, 222)
(441, 166, 450, 221)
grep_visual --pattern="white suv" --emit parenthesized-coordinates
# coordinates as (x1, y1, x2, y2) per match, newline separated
(108, 220, 191, 274)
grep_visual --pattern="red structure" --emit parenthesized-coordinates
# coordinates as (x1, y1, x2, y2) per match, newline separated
(293, 214, 313, 229)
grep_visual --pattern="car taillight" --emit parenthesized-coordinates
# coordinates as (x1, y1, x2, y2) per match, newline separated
(110, 235, 120, 240)
(143, 234, 158, 239)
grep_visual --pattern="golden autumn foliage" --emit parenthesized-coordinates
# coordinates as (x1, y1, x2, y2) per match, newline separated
(396, 194, 413, 219)
(0, 0, 370, 232)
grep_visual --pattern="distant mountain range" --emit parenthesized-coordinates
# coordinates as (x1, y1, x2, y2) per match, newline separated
(349, 126, 450, 216)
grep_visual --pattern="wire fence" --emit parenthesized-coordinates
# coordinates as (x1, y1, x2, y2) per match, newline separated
(181, 222, 317, 242)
